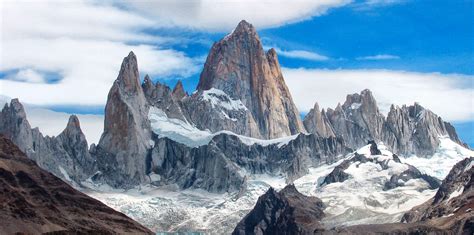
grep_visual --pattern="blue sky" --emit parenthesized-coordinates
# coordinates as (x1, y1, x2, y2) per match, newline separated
(0, 0, 473, 145)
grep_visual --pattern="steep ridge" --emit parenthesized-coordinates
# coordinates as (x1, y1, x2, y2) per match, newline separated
(94, 51, 151, 188)
(0, 135, 153, 234)
(196, 20, 305, 139)
(0, 99, 96, 183)
(304, 89, 467, 156)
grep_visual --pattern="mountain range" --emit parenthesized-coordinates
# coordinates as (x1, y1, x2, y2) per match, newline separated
(0, 20, 472, 234)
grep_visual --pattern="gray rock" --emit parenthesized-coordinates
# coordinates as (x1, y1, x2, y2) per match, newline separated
(0, 99, 95, 183)
(325, 89, 385, 148)
(383, 103, 466, 156)
(303, 102, 336, 138)
(142, 75, 187, 122)
(305, 89, 467, 157)
(147, 133, 350, 193)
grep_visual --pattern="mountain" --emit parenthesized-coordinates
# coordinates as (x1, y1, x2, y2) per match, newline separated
(232, 184, 325, 235)
(196, 20, 305, 139)
(304, 89, 467, 157)
(233, 157, 473, 235)
(0, 99, 96, 183)
(95, 51, 152, 188)
(0, 135, 152, 234)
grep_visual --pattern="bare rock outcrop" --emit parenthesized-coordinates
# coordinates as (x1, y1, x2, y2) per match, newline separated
(303, 102, 336, 138)
(232, 184, 325, 235)
(305, 89, 467, 157)
(196, 20, 305, 139)
(95, 51, 151, 188)
(0, 99, 95, 183)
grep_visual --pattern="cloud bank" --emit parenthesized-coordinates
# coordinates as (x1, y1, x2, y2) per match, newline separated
(121, 0, 351, 31)
(0, 0, 200, 106)
(283, 68, 473, 122)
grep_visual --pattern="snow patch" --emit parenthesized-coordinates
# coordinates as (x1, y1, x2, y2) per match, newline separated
(350, 102, 362, 109)
(149, 106, 299, 148)
(201, 88, 247, 111)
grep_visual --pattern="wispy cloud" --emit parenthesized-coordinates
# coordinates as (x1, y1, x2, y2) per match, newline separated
(269, 47, 329, 61)
(352, 0, 406, 11)
(119, 0, 352, 31)
(356, 54, 400, 60)
(283, 68, 474, 122)
(0, 0, 200, 106)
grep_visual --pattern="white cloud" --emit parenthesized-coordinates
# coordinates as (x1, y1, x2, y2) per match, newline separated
(0, 0, 200, 106)
(120, 0, 352, 31)
(356, 54, 400, 60)
(283, 68, 474, 122)
(6, 69, 45, 83)
(272, 47, 329, 61)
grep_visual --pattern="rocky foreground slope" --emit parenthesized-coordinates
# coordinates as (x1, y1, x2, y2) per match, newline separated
(0, 135, 152, 234)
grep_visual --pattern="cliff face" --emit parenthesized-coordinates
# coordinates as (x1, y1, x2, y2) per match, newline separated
(304, 89, 467, 157)
(96, 51, 151, 188)
(196, 20, 305, 139)
(0, 135, 152, 234)
(0, 99, 95, 183)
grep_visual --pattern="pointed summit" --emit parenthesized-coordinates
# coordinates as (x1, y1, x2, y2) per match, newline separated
(116, 51, 140, 95)
(172, 80, 186, 100)
(98, 51, 151, 187)
(196, 20, 305, 138)
(233, 20, 256, 35)
(66, 114, 81, 129)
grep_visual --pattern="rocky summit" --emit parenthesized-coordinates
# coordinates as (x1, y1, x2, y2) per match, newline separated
(197, 20, 305, 139)
(304, 89, 466, 157)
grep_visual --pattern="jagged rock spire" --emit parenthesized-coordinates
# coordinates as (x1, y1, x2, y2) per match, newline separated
(98, 51, 151, 188)
(172, 80, 186, 100)
(196, 20, 305, 139)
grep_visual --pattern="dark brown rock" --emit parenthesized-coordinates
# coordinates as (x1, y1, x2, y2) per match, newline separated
(0, 135, 153, 234)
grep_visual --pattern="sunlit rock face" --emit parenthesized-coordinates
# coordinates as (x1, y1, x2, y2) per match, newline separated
(197, 20, 305, 139)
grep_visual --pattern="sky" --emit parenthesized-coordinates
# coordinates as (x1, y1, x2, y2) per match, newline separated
(0, 0, 473, 146)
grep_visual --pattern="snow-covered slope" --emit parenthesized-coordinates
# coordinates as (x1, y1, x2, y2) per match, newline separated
(296, 143, 438, 227)
(401, 136, 474, 179)
(83, 138, 472, 233)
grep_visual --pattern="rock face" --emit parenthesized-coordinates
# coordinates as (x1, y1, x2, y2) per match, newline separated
(325, 89, 385, 148)
(304, 89, 466, 157)
(148, 133, 350, 193)
(303, 102, 336, 138)
(142, 75, 187, 122)
(0, 99, 95, 183)
(383, 103, 466, 156)
(196, 20, 305, 139)
(96, 52, 151, 188)
(0, 135, 153, 234)
(232, 184, 325, 235)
